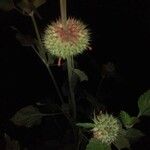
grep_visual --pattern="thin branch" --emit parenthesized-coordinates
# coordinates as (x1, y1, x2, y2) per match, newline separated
(30, 13, 65, 104)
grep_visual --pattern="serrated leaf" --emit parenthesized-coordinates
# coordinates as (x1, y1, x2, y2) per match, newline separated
(76, 123, 95, 129)
(113, 134, 130, 150)
(138, 90, 150, 116)
(120, 111, 138, 128)
(10, 105, 48, 128)
(0, 0, 14, 11)
(73, 69, 88, 82)
(125, 128, 145, 142)
(86, 139, 111, 150)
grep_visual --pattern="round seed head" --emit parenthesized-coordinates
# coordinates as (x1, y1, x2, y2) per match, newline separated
(92, 113, 120, 144)
(43, 18, 90, 59)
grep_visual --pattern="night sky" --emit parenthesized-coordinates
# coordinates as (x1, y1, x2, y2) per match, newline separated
(0, 0, 150, 107)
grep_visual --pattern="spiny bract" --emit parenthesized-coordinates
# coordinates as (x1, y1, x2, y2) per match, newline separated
(92, 113, 120, 144)
(43, 18, 90, 59)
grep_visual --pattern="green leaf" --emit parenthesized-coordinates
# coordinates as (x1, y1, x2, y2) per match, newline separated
(86, 139, 111, 150)
(138, 90, 150, 116)
(17, 0, 46, 14)
(10, 105, 49, 128)
(73, 69, 88, 82)
(61, 72, 79, 97)
(71, 71, 80, 90)
(0, 0, 14, 11)
(32, 0, 46, 8)
(76, 123, 95, 129)
(5, 133, 21, 150)
(125, 128, 145, 142)
(113, 134, 130, 150)
(62, 69, 87, 96)
(120, 111, 138, 128)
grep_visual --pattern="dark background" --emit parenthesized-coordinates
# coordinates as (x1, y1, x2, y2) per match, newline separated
(0, 0, 149, 107)
(0, 0, 150, 95)
(0, 0, 150, 148)
(0, 0, 150, 112)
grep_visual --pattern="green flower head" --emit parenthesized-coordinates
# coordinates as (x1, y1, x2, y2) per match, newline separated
(92, 113, 120, 144)
(43, 18, 90, 59)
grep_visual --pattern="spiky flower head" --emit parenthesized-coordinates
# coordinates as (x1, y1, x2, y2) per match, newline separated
(92, 113, 120, 144)
(43, 18, 90, 59)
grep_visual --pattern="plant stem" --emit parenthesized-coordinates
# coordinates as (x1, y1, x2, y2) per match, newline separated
(30, 12, 46, 60)
(59, 0, 76, 119)
(31, 45, 64, 104)
(71, 56, 75, 68)
(46, 64, 64, 104)
(60, 0, 67, 25)
(30, 12, 64, 104)
(67, 57, 76, 119)
(30, 13, 42, 46)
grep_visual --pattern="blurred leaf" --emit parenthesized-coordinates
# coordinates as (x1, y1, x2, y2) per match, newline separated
(36, 102, 46, 106)
(17, 0, 34, 14)
(32, 0, 46, 8)
(120, 111, 138, 128)
(101, 62, 116, 78)
(86, 139, 111, 150)
(72, 71, 80, 89)
(61, 103, 70, 116)
(73, 69, 88, 82)
(5, 133, 21, 150)
(76, 123, 95, 129)
(11, 26, 35, 47)
(62, 69, 87, 98)
(17, 0, 46, 14)
(0, 0, 14, 11)
(138, 90, 150, 116)
(62, 72, 79, 96)
(16, 33, 35, 46)
(125, 128, 145, 142)
(61, 80, 69, 97)
(84, 90, 105, 110)
(46, 52, 55, 65)
(10, 105, 49, 127)
(113, 134, 130, 150)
